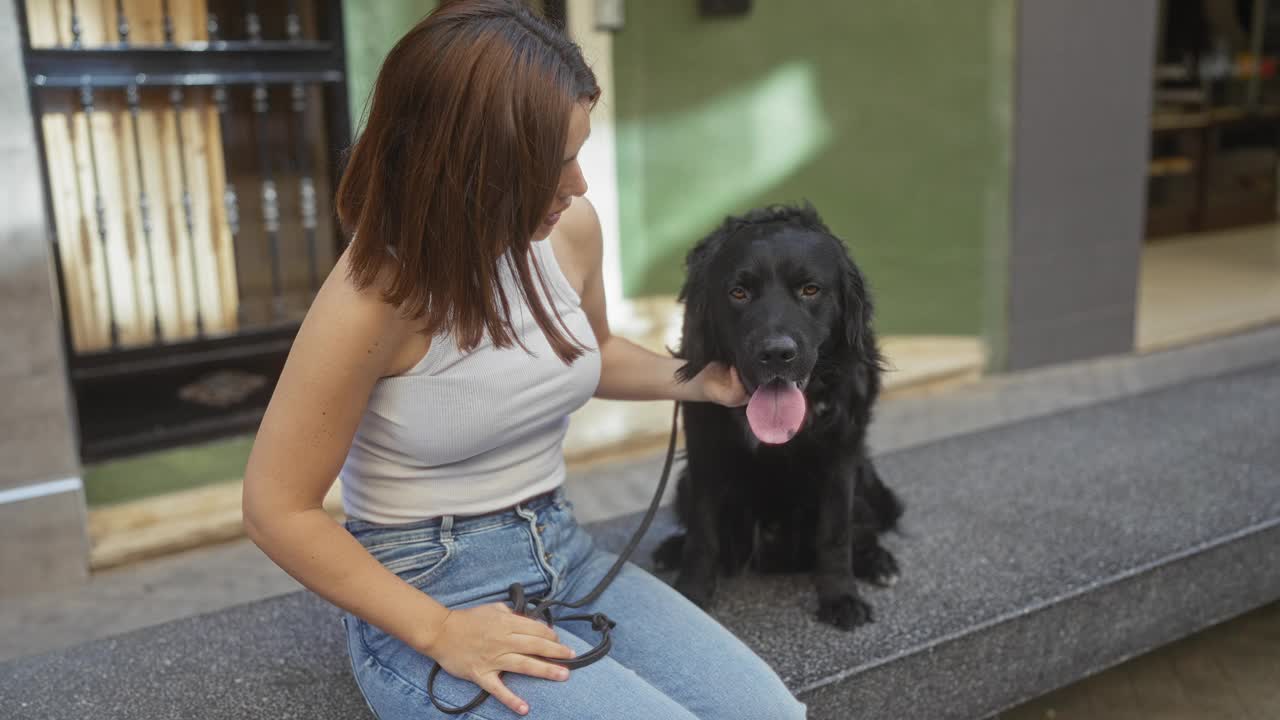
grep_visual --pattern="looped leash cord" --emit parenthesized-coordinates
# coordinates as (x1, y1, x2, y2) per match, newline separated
(427, 401, 682, 715)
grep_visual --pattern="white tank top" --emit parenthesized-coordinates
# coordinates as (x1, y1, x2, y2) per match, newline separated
(339, 238, 601, 523)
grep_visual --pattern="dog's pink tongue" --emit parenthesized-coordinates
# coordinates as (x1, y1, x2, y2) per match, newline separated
(746, 381, 806, 444)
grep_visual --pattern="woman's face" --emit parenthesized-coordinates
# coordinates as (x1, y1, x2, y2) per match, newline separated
(534, 102, 591, 241)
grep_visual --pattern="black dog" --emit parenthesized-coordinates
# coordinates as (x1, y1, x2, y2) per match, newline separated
(654, 203, 903, 631)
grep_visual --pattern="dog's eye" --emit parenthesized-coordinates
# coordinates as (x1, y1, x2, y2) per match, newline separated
(801, 284, 821, 297)
(729, 287, 749, 301)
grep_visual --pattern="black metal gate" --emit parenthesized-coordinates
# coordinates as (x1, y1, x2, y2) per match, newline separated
(16, 0, 352, 462)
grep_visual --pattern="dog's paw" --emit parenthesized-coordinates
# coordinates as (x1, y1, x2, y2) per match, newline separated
(652, 533, 686, 570)
(816, 593, 873, 631)
(852, 545, 900, 587)
(673, 572, 718, 610)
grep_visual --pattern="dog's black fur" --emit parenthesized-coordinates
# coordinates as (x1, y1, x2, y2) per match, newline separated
(653, 203, 904, 631)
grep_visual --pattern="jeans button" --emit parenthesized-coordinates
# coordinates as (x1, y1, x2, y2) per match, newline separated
(537, 524, 546, 534)
(544, 551, 553, 562)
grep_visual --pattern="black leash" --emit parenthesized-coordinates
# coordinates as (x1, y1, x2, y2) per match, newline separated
(426, 400, 682, 714)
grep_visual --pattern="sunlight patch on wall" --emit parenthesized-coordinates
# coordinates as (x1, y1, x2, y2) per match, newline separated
(622, 60, 832, 265)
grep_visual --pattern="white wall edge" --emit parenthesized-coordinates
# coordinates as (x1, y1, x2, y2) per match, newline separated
(567, 0, 648, 333)
(0, 477, 84, 506)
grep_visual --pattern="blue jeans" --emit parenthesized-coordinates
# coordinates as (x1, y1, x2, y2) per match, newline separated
(341, 486, 806, 719)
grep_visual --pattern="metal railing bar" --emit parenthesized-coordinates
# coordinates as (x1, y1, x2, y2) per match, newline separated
(290, 82, 321, 292)
(70, 0, 83, 49)
(253, 83, 285, 320)
(78, 83, 121, 349)
(125, 83, 164, 342)
(115, 0, 130, 46)
(169, 85, 205, 338)
(161, 0, 175, 46)
(246, 0, 263, 44)
(213, 84, 247, 326)
(34, 70, 345, 89)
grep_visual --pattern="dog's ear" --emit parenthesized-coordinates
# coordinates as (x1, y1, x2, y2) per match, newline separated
(674, 228, 729, 382)
(838, 239, 876, 361)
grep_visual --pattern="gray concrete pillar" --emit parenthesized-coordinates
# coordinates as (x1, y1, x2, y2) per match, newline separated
(987, 0, 1157, 371)
(0, 0, 91, 597)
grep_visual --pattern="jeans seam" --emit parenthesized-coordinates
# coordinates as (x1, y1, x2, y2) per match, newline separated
(377, 542, 446, 569)
(359, 536, 445, 552)
(399, 541, 455, 587)
(516, 506, 558, 594)
(342, 616, 386, 720)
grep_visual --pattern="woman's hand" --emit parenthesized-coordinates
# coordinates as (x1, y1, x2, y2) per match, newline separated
(693, 362, 750, 407)
(424, 602, 577, 716)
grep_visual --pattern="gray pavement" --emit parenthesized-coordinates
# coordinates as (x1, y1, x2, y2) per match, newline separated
(1, 325, 1278, 666)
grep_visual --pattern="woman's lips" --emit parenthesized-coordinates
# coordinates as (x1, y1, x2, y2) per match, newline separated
(544, 204, 570, 226)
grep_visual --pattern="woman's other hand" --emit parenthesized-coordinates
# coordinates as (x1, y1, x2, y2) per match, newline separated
(424, 602, 577, 716)
(693, 362, 749, 407)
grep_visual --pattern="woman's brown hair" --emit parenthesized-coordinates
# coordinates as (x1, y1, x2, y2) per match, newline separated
(335, 0, 600, 364)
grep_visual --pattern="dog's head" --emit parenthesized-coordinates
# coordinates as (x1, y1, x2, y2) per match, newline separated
(676, 203, 874, 444)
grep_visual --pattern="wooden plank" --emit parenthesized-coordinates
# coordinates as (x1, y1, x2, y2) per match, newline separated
(156, 90, 199, 339)
(199, 90, 243, 333)
(69, 97, 116, 351)
(138, 87, 186, 340)
(106, 87, 151, 347)
(1081, 662, 1144, 719)
(26, 0, 242, 347)
(199, 91, 238, 335)
(1002, 680, 1098, 719)
(1125, 647, 1197, 719)
(170, 0, 207, 42)
(120, 4, 179, 339)
(1167, 633, 1253, 720)
(122, 0, 166, 44)
(40, 95, 99, 351)
(56, 2, 147, 347)
(170, 0, 242, 334)
(30, 2, 92, 350)
(24, 0, 67, 46)
(81, 0, 116, 45)
(1004, 604, 1280, 719)
(1203, 608, 1280, 719)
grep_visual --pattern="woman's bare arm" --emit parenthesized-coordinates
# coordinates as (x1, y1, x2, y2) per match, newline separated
(241, 251, 451, 653)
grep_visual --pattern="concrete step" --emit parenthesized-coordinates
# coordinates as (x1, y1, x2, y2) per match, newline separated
(591, 359, 1280, 718)
(2, 358, 1277, 719)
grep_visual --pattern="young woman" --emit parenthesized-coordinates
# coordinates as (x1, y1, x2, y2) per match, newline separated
(242, 1, 806, 717)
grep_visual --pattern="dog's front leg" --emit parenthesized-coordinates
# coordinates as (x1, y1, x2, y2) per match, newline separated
(670, 403, 744, 609)
(813, 463, 873, 630)
(851, 458, 900, 586)
(673, 475, 728, 610)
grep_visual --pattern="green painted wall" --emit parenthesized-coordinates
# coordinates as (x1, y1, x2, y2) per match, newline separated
(84, 436, 255, 506)
(343, 1, 438, 132)
(613, 1, 1013, 336)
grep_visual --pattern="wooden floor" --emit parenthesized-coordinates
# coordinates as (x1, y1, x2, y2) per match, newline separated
(1137, 225, 1280, 352)
(1002, 601, 1280, 719)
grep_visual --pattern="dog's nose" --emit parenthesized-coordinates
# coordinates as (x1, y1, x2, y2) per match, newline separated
(758, 336, 798, 370)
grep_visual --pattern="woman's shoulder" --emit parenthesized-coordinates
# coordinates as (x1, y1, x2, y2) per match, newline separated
(306, 248, 424, 375)
(325, 247, 403, 319)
